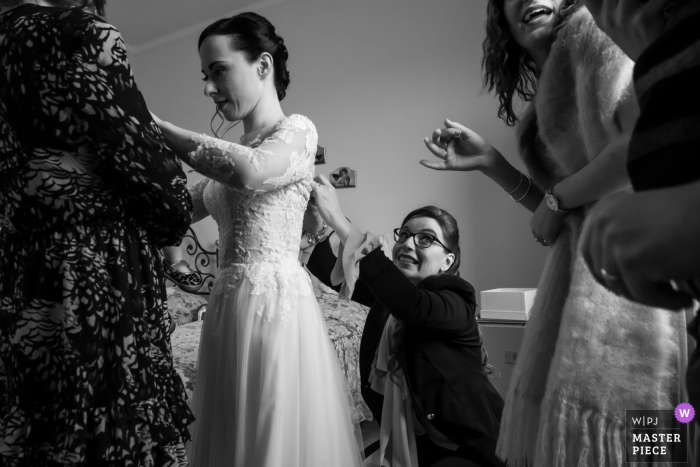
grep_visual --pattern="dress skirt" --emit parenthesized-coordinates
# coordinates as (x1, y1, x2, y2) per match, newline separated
(186, 261, 364, 467)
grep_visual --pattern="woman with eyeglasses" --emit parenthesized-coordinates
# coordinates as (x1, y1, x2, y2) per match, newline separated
(303, 175, 506, 467)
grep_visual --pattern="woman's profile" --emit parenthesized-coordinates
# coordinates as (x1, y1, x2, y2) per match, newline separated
(152, 12, 363, 467)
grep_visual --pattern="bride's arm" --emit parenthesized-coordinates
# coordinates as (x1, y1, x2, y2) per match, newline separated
(188, 177, 211, 223)
(156, 116, 315, 192)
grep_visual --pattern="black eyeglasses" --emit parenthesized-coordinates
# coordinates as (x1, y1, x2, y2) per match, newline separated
(393, 228, 452, 252)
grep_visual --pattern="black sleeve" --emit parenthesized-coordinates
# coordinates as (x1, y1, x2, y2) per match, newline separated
(305, 236, 377, 308)
(358, 248, 477, 333)
(66, 16, 191, 247)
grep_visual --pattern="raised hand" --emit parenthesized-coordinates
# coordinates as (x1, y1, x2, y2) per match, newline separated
(580, 185, 700, 310)
(421, 118, 497, 172)
(311, 175, 352, 241)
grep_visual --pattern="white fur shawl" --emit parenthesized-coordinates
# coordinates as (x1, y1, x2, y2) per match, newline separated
(496, 7, 686, 467)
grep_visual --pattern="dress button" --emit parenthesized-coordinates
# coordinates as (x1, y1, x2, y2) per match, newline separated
(427, 414, 435, 421)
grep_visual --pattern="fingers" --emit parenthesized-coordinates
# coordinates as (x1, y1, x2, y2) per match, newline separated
(430, 129, 446, 148)
(423, 138, 447, 159)
(314, 173, 333, 187)
(439, 128, 463, 140)
(443, 118, 470, 135)
(419, 159, 447, 170)
(429, 128, 463, 149)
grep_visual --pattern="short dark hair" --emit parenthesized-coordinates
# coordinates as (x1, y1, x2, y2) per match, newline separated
(0, 0, 106, 17)
(198, 12, 290, 101)
(481, 0, 582, 126)
(401, 205, 461, 275)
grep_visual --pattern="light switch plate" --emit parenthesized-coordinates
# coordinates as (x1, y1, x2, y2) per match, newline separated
(505, 351, 518, 364)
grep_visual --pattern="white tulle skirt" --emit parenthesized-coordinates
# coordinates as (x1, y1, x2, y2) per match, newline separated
(186, 263, 364, 467)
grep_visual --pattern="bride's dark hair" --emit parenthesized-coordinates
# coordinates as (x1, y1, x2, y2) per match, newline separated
(198, 12, 290, 101)
(198, 12, 290, 137)
(0, 0, 106, 17)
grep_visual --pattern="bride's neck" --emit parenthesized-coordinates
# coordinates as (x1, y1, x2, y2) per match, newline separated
(241, 91, 285, 136)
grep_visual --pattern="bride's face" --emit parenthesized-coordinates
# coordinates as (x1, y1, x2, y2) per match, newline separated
(199, 35, 263, 122)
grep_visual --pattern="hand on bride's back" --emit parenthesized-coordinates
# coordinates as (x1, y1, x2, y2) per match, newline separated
(421, 118, 497, 172)
(311, 175, 348, 233)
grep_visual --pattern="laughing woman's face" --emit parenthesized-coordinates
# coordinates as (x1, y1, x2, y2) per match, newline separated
(503, 0, 565, 62)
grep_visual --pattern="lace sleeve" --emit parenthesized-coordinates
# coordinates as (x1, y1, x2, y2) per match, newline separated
(187, 177, 210, 223)
(188, 177, 209, 201)
(186, 115, 317, 192)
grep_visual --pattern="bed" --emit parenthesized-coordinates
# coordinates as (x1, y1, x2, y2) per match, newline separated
(167, 227, 373, 422)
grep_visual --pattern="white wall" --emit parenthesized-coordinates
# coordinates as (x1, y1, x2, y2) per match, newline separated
(128, 0, 549, 302)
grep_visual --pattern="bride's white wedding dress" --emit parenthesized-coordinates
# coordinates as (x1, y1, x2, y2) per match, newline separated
(185, 114, 363, 467)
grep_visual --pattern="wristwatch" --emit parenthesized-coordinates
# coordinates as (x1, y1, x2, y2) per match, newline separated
(545, 186, 571, 213)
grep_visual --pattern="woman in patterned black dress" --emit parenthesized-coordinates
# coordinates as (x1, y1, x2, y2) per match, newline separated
(0, 1, 195, 466)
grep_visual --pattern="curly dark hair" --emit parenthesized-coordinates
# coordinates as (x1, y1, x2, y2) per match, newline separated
(0, 0, 105, 17)
(481, 0, 583, 126)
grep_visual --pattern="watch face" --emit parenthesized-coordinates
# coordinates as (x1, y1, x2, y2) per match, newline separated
(546, 194, 558, 211)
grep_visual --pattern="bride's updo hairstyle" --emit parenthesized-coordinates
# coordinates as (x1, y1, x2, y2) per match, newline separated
(198, 12, 291, 101)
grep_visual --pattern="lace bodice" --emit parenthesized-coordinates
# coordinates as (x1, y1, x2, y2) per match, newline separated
(191, 114, 317, 268)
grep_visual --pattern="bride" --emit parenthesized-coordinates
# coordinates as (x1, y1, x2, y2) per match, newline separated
(152, 12, 363, 467)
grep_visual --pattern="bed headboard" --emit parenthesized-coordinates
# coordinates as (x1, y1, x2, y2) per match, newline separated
(179, 226, 218, 296)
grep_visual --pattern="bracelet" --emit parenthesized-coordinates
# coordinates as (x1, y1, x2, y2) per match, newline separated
(505, 172, 524, 195)
(303, 221, 327, 246)
(512, 173, 531, 204)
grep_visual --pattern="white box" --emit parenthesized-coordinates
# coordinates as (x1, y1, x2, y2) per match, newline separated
(480, 288, 537, 321)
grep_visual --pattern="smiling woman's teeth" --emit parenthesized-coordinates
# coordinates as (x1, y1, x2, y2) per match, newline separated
(523, 7, 552, 24)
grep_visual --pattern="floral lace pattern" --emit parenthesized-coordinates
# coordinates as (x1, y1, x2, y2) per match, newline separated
(189, 133, 273, 172)
(199, 115, 318, 323)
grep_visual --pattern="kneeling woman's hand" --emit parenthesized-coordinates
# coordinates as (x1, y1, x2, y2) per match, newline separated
(311, 175, 352, 243)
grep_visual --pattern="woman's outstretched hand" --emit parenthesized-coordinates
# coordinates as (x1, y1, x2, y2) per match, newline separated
(311, 175, 352, 242)
(421, 118, 497, 172)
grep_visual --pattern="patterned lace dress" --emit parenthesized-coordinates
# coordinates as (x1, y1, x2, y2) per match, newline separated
(185, 115, 363, 467)
(0, 5, 194, 466)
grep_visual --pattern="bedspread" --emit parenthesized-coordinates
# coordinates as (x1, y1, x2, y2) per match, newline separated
(170, 288, 373, 422)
